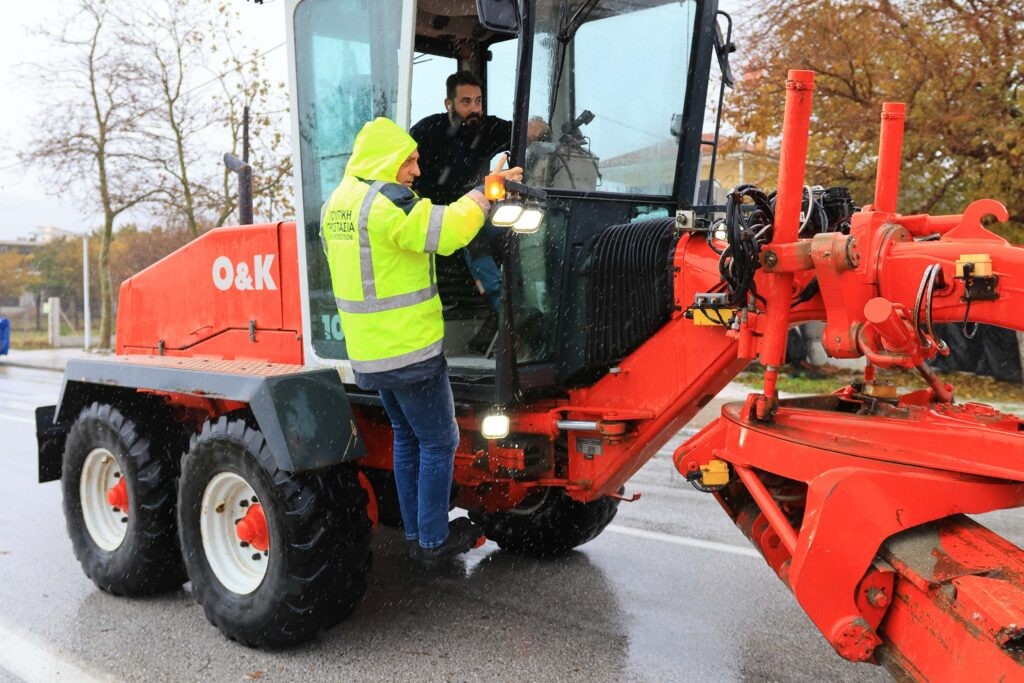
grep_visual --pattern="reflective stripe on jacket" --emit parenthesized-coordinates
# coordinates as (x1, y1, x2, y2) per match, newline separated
(321, 117, 491, 373)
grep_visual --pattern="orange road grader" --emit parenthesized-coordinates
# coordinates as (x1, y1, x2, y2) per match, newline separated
(34, 1, 1024, 678)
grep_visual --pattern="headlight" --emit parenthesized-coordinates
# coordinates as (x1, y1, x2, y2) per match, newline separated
(492, 202, 525, 227)
(512, 206, 544, 234)
(480, 414, 511, 440)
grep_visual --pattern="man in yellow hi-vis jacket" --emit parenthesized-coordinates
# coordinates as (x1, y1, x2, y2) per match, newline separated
(321, 117, 522, 567)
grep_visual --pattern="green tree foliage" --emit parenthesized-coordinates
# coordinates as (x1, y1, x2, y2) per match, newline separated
(108, 224, 192, 288)
(28, 239, 87, 306)
(23, 226, 189, 327)
(0, 251, 39, 305)
(727, 0, 1024, 239)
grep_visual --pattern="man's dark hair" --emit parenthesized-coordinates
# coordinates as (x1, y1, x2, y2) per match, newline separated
(446, 70, 483, 101)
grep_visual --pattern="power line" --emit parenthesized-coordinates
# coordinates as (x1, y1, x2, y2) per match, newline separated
(112, 40, 288, 125)
(0, 41, 287, 176)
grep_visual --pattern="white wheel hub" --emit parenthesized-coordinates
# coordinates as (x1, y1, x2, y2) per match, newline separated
(200, 471, 269, 595)
(80, 448, 128, 551)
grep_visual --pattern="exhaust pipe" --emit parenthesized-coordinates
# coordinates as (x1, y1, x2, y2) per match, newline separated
(223, 153, 254, 225)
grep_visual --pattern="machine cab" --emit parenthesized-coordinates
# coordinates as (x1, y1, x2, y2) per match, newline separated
(286, 0, 722, 400)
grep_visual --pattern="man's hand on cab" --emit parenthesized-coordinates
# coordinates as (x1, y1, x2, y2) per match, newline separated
(527, 116, 550, 143)
(492, 152, 523, 183)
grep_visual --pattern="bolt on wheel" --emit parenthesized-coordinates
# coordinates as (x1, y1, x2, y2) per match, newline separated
(79, 448, 129, 551)
(200, 471, 268, 595)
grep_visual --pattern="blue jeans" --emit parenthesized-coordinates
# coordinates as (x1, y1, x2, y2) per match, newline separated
(378, 371, 460, 548)
(463, 251, 502, 312)
(464, 223, 503, 312)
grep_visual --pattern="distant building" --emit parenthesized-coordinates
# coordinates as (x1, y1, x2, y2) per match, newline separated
(599, 134, 780, 204)
(0, 238, 44, 256)
(32, 225, 83, 243)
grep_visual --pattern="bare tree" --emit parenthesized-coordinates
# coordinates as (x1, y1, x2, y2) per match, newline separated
(205, 26, 293, 227)
(133, 0, 292, 233)
(129, 1, 210, 238)
(20, 0, 162, 349)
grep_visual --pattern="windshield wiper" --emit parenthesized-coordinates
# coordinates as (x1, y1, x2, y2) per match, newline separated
(557, 0, 599, 42)
(549, 0, 600, 123)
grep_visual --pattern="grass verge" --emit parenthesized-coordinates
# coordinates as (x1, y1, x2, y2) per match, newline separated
(735, 364, 1024, 407)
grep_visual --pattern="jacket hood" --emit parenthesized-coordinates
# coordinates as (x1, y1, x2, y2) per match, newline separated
(345, 117, 417, 182)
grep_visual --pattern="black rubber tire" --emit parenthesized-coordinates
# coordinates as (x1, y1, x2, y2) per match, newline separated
(62, 402, 186, 596)
(177, 416, 371, 648)
(469, 487, 620, 558)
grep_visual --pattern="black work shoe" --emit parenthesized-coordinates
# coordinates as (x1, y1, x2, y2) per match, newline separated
(466, 311, 499, 355)
(412, 518, 485, 568)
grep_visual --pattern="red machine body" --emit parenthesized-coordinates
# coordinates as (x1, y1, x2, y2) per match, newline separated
(103, 67, 1024, 678)
(116, 222, 304, 364)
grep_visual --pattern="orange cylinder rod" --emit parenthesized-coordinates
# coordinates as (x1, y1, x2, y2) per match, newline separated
(864, 363, 876, 383)
(864, 297, 914, 352)
(760, 70, 816, 408)
(874, 102, 906, 213)
(734, 464, 798, 556)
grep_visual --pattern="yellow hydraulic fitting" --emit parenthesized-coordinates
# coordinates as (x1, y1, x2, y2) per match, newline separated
(701, 459, 730, 487)
(863, 381, 898, 400)
(955, 253, 992, 278)
(690, 308, 736, 326)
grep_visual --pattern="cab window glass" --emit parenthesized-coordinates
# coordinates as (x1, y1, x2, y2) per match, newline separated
(411, 54, 457, 126)
(487, 39, 518, 121)
(294, 0, 402, 359)
(526, 1, 696, 195)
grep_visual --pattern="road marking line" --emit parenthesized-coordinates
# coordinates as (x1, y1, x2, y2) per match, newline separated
(0, 413, 34, 425)
(607, 524, 760, 558)
(0, 617, 116, 682)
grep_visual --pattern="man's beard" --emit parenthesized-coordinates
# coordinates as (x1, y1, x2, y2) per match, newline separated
(448, 111, 482, 133)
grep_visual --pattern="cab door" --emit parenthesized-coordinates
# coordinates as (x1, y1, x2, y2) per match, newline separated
(286, 0, 414, 370)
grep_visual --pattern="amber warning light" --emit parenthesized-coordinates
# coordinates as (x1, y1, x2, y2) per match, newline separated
(484, 174, 506, 202)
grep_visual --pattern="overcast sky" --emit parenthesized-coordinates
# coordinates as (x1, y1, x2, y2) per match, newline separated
(0, 0, 744, 242)
(0, 0, 287, 242)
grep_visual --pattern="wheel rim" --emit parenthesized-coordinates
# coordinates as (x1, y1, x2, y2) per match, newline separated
(200, 471, 269, 595)
(80, 448, 129, 551)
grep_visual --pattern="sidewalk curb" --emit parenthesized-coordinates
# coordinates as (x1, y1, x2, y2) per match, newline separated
(0, 361, 66, 373)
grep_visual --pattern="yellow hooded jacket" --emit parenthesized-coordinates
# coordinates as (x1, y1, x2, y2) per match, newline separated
(321, 117, 491, 374)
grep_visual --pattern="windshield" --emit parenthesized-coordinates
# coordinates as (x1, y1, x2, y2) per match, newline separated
(525, 0, 697, 195)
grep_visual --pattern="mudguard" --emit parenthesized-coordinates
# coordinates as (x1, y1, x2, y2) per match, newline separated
(40, 357, 365, 479)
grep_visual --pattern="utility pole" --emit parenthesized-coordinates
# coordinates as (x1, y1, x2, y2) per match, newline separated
(243, 105, 250, 164)
(83, 235, 90, 350)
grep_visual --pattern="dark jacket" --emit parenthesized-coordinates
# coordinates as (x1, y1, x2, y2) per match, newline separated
(410, 113, 512, 206)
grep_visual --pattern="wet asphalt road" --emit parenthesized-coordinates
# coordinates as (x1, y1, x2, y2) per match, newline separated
(1, 364, 1017, 682)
